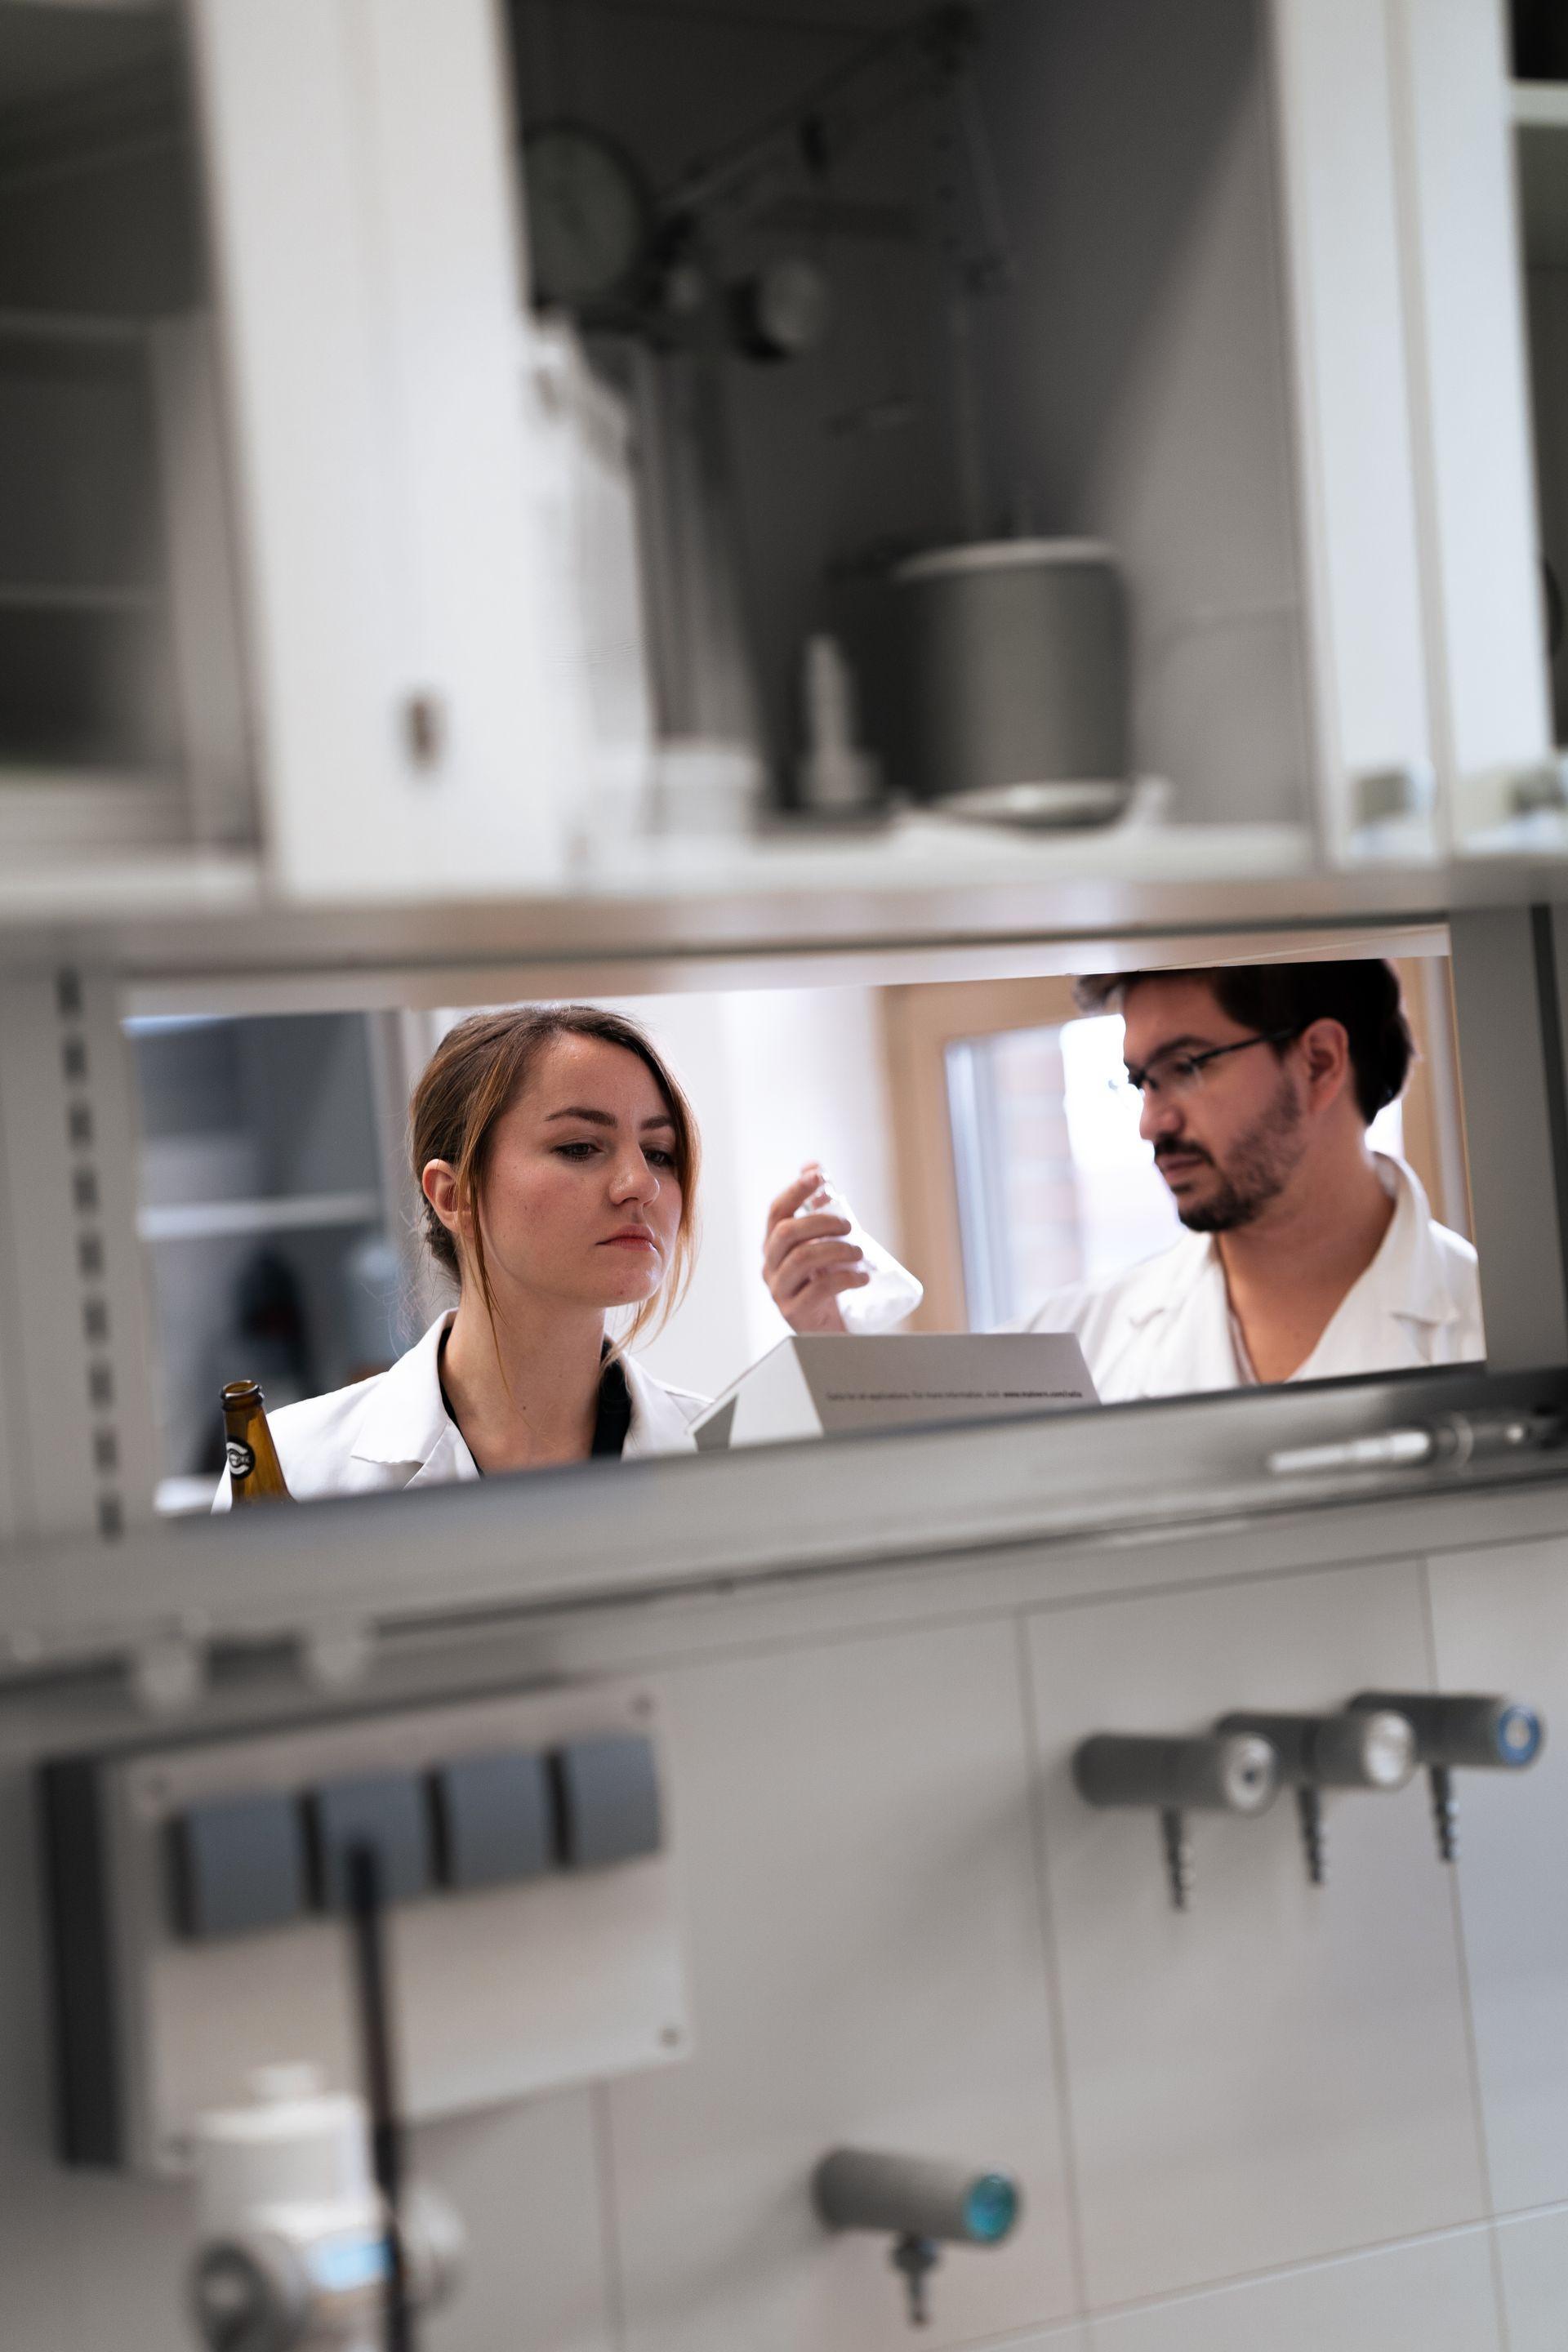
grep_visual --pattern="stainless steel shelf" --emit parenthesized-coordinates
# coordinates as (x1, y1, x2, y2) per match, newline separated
(137, 1190, 382, 1243)
(0, 819, 1567, 996)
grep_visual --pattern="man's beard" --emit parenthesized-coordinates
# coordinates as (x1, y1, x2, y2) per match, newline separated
(1158, 1080, 1307, 1233)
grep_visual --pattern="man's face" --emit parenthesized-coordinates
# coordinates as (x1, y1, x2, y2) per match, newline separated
(1120, 976, 1308, 1233)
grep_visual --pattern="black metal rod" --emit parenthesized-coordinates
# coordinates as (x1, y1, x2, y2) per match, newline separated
(345, 1843, 415, 2352)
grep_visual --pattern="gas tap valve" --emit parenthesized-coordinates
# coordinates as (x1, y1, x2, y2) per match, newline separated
(1215, 1708, 1416, 1886)
(812, 2147, 1019, 2328)
(1071, 1731, 1279, 1909)
(1349, 1690, 1544, 1863)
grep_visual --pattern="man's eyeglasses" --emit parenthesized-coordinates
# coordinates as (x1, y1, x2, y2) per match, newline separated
(1117, 1027, 1303, 1102)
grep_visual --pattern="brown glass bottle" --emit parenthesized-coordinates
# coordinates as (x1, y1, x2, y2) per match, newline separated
(220, 1379, 293, 1502)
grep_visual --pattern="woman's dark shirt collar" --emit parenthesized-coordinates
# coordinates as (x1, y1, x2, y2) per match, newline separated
(436, 1330, 632, 1469)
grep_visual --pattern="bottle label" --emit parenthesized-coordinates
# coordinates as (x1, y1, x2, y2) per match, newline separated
(225, 1439, 255, 1480)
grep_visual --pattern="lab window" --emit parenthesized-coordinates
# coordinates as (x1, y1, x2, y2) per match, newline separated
(129, 935, 1486, 1506)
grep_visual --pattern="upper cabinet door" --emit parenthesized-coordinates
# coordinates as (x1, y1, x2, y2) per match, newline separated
(1383, 0, 1557, 849)
(185, 0, 578, 901)
(1270, 0, 1440, 866)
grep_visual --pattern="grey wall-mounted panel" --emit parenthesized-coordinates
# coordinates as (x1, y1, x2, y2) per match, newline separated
(42, 1679, 685, 2175)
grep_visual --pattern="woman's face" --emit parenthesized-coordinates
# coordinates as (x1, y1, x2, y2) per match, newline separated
(431, 1034, 684, 1318)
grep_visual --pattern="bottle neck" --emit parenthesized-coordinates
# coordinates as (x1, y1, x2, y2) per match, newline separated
(222, 1393, 292, 1501)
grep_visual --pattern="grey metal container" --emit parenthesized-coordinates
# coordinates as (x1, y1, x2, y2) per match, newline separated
(893, 539, 1130, 825)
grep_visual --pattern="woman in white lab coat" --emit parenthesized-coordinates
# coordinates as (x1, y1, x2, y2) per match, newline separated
(216, 1004, 707, 1504)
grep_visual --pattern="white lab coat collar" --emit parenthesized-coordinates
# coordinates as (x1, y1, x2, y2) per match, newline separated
(1356, 1155, 1465, 1330)
(1030, 1153, 1483, 1405)
(350, 1312, 699, 1478)
(1116, 1156, 1467, 1390)
(622, 1355, 703, 1457)
(350, 1312, 475, 1482)
(1138, 1156, 1462, 1331)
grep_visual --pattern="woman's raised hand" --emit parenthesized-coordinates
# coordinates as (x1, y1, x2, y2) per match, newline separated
(761, 1165, 871, 1334)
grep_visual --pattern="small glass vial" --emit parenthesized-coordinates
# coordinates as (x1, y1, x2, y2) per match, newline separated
(800, 1175, 924, 1334)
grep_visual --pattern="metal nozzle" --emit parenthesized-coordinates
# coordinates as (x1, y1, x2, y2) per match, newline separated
(1350, 1691, 1544, 1772)
(1072, 1731, 1279, 1815)
(813, 2148, 1020, 2247)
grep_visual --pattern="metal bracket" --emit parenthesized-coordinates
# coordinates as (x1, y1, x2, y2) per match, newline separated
(0, 967, 158, 1550)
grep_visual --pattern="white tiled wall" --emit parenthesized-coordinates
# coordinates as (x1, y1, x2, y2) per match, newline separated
(1494, 2203, 1568, 2350)
(1027, 1561, 1486, 2306)
(602, 1619, 1078, 2350)
(9, 1526, 1568, 2349)
(1428, 1536, 1568, 2215)
(1088, 2226, 1502, 2351)
(420, 2090, 614, 2352)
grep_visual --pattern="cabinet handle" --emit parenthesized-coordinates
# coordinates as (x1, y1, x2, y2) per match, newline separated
(402, 694, 446, 772)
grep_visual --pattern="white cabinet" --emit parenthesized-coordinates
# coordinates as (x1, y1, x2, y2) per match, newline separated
(0, 0, 581, 902)
(1232, 0, 1553, 862)
(1269, 0, 1439, 863)
(493, 0, 1548, 881)
(0, 0, 1559, 915)
(1384, 0, 1557, 849)
(185, 0, 578, 899)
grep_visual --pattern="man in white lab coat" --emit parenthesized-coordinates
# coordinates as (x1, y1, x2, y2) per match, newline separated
(764, 960, 1483, 1401)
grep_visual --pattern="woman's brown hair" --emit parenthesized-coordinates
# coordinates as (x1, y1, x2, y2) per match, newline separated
(411, 1004, 700, 1356)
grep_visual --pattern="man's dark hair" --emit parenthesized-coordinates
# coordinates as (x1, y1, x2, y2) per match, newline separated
(1073, 960, 1415, 1124)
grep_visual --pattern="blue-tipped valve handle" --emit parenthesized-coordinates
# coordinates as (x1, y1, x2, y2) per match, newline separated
(1349, 1690, 1544, 1863)
(813, 2148, 1020, 2327)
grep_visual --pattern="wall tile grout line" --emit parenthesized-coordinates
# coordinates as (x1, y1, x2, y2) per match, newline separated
(1010, 1608, 1092, 2328)
(1418, 1550, 1514, 2352)
(590, 2077, 631, 2352)
(956, 2212, 1510, 2345)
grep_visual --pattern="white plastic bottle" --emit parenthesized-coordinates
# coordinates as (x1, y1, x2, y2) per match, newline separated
(800, 1174, 924, 1334)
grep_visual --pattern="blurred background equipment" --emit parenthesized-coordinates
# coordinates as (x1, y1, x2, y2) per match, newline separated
(189, 2065, 462, 2352)
(889, 541, 1131, 826)
(127, 1010, 425, 1508)
(1512, 0, 1568, 82)
(522, 122, 654, 310)
(794, 634, 884, 817)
